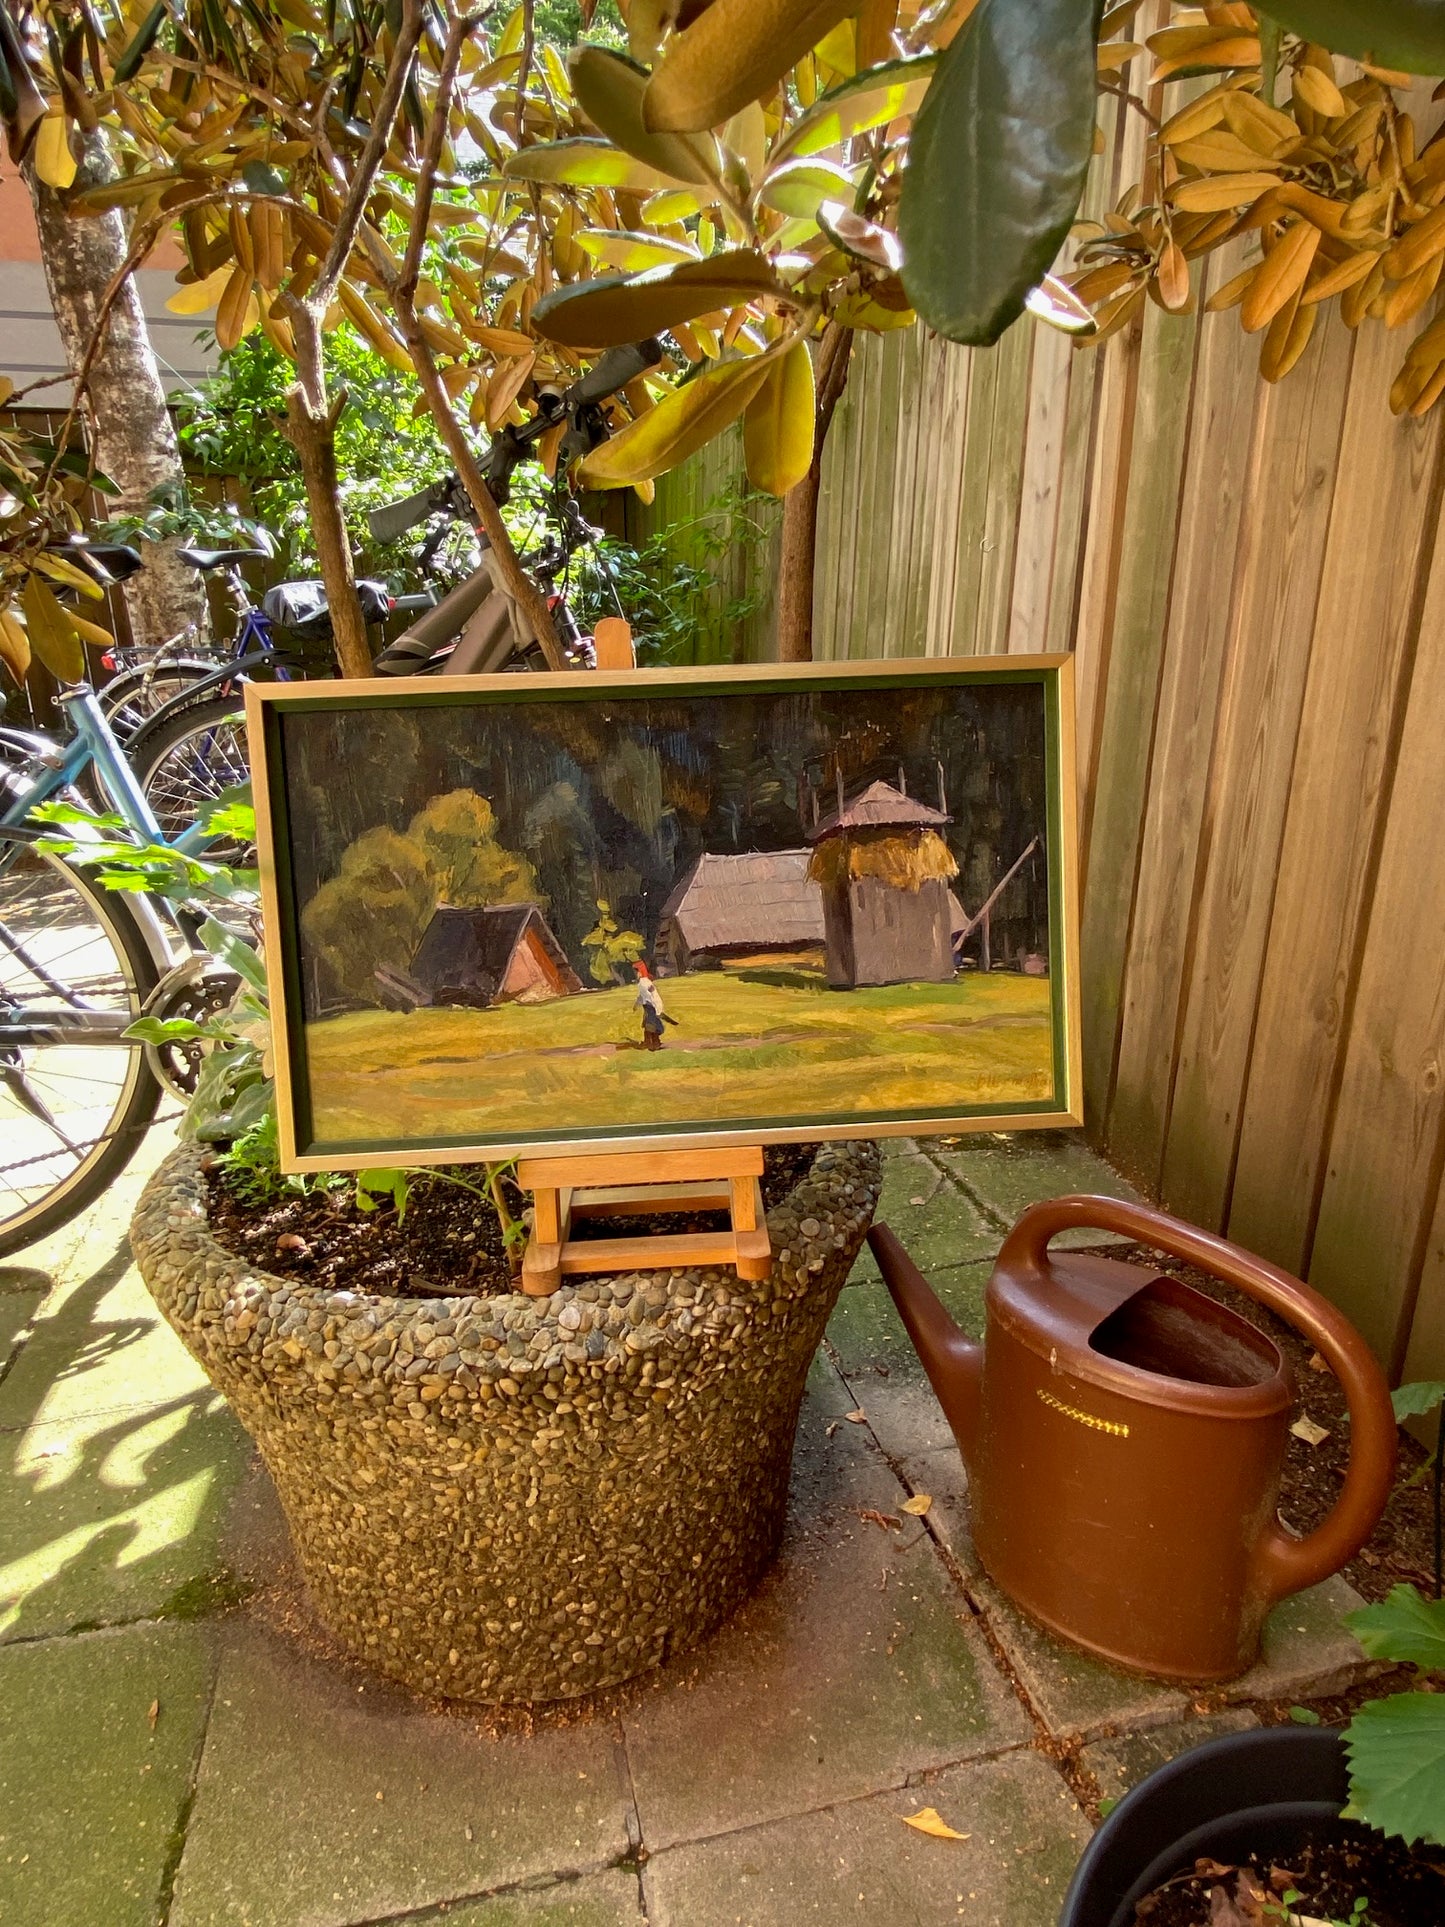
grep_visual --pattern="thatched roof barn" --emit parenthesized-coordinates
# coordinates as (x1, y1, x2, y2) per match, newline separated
(658, 851, 825, 973)
(805, 779, 960, 989)
(386, 903, 583, 1010)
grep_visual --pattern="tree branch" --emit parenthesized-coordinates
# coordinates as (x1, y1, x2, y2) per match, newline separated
(399, 8, 482, 299)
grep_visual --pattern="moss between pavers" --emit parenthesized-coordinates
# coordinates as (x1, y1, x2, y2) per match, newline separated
(1079, 1710, 1261, 1804)
(641, 1748, 1089, 1926)
(0, 1620, 216, 1927)
(412, 1872, 645, 1925)
(925, 1129, 1142, 1245)
(848, 1154, 998, 1284)
(0, 1395, 252, 1643)
(167, 1624, 633, 1927)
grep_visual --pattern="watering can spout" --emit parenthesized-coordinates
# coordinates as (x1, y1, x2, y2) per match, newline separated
(866, 1223, 983, 1464)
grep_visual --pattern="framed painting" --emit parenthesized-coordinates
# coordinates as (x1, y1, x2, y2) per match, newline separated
(248, 658, 1082, 1171)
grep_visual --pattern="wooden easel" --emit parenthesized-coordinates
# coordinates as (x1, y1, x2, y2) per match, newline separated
(516, 617, 773, 1296)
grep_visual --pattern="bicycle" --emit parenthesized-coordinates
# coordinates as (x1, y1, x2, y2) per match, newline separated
(0, 675, 244, 1254)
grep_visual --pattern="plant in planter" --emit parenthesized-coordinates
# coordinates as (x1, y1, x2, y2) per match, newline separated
(55, 804, 883, 1704)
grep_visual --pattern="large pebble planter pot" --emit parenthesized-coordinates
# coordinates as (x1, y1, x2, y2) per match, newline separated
(131, 1138, 881, 1703)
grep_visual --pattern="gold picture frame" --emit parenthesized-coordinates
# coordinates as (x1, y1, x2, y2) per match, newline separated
(247, 657, 1082, 1173)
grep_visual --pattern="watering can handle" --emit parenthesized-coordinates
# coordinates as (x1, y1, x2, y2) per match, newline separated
(999, 1195, 1397, 1606)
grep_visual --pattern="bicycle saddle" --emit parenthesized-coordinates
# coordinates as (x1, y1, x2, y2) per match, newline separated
(177, 546, 269, 571)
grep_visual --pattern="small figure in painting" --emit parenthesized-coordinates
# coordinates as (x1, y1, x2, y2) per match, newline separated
(633, 961, 678, 1052)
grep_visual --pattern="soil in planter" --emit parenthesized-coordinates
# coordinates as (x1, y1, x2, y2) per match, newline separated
(205, 1142, 820, 1299)
(1102, 1245, 1439, 1607)
(1130, 1822, 1445, 1925)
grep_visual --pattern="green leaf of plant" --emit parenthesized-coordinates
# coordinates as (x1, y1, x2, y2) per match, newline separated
(770, 55, 939, 167)
(1343, 1691, 1445, 1845)
(575, 228, 701, 273)
(501, 137, 680, 195)
(0, 3, 48, 162)
(577, 355, 771, 487)
(643, 0, 861, 135)
(1258, 3, 1445, 76)
(197, 917, 266, 995)
(241, 160, 290, 197)
(569, 45, 722, 189)
(743, 339, 815, 495)
(113, 0, 169, 85)
(1287, 1704, 1323, 1724)
(899, 0, 1104, 346)
(1393, 1381, 1445, 1421)
(1347, 1585, 1445, 1672)
(529, 249, 779, 348)
(357, 1167, 409, 1221)
(758, 157, 856, 219)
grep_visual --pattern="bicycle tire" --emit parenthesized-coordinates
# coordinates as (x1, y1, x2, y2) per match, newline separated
(98, 658, 220, 739)
(132, 695, 252, 859)
(0, 829, 163, 1255)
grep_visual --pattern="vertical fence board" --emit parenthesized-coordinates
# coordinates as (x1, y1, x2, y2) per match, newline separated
(1009, 320, 1075, 652)
(973, 319, 1036, 655)
(1226, 329, 1443, 1275)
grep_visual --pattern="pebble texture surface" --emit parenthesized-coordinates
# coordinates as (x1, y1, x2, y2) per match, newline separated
(130, 1140, 881, 1704)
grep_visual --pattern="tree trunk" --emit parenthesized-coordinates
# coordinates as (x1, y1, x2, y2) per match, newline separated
(774, 323, 854, 664)
(282, 305, 372, 679)
(24, 133, 209, 654)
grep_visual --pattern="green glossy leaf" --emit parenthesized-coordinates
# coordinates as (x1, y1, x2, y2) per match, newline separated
(501, 137, 679, 195)
(113, 0, 169, 85)
(900, 0, 1104, 346)
(770, 55, 938, 167)
(241, 160, 289, 197)
(1344, 1691, 1445, 1845)
(575, 228, 701, 273)
(1261, 3, 1445, 76)
(643, 0, 859, 135)
(569, 45, 721, 189)
(198, 916, 266, 994)
(530, 249, 779, 347)
(1287, 1704, 1323, 1724)
(758, 157, 855, 219)
(1393, 1381, 1445, 1421)
(1347, 1585, 1445, 1672)
(577, 355, 770, 487)
(356, 1167, 409, 1220)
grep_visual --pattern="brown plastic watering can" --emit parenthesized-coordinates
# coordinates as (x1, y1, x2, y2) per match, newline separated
(866, 1196, 1397, 1683)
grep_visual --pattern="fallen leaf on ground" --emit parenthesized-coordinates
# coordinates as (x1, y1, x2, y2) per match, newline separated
(147, 1699, 159, 1730)
(901, 1494, 932, 1516)
(1290, 1416, 1330, 1447)
(901, 1807, 970, 1840)
(1306, 1351, 1330, 1373)
(858, 1507, 901, 1531)
(844, 1408, 867, 1423)
(908, 1195, 926, 1205)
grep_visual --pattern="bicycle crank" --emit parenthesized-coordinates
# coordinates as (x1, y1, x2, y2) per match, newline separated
(140, 957, 242, 1103)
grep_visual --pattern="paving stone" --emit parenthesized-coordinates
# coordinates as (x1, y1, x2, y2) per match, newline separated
(824, 1264, 990, 1460)
(895, 1448, 978, 1576)
(642, 1747, 1089, 1926)
(621, 1388, 1028, 1852)
(407, 1871, 645, 1925)
(847, 1155, 998, 1284)
(0, 1391, 251, 1642)
(169, 1623, 631, 1927)
(1080, 1710, 1262, 1804)
(0, 1286, 42, 1370)
(924, 1130, 1142, 1244)
(1218, 1574, 1377, 1704)
(0, 1620, 216, 1927)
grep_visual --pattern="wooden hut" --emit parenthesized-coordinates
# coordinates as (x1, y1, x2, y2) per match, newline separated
(805, 780, 960, 989)
(385, 903, 582, 1009)
(657, 850, 826, 973)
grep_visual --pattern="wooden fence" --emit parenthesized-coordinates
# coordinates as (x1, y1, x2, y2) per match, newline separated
(634, 86, 1445, 1390)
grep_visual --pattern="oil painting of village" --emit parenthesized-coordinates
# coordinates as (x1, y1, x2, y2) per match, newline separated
(253, 665, 1077, 1164)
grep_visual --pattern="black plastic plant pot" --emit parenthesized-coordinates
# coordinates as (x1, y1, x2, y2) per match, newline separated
(1058, 1725, 1349, 1927)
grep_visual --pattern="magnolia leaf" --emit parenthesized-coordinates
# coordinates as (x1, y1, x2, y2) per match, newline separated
(0, 3, 47, 161)
(1392, 1381, 1445, 1422)
(34, 113, 77, 190)
(1347, 1585, 1445, 1672)
(643, 0, 860, 135)
(900, 1807, 969, 1840)
(113, 0, 169, 85)
(21, 574, 83, 683)
(576, 228, 701, 272)
(770, 54, 938, 167)
(900, 0, 1104, 345)
(819, 201, 902, 271)
(816, 19, 857, 75)
(1344, 1692, 1445, 1845)
(166, 263, 234, 315)
(901, 1493, 932, 1516)
(577, 356, 770, 487)
(241, 159, 290, 197)
(34, 553, 105, 599)
(0, 608, 30, 682)
(645, 187, 703, 222)
(569, 45, 722, 189)
(501, 137, 680, 195)
(530, 249, 779, 347)
(743, 339, 815, 494)
(1261, 3, 1445, 75)
(759, 158, 855, 218)
(722, 100, 767, 186)
(832, 287, 915, 329)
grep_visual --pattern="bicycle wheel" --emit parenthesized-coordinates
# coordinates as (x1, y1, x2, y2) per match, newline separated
(133, 696, 253, 862)
(0, 830, 162, 1254)
(98, 658, 219, 742)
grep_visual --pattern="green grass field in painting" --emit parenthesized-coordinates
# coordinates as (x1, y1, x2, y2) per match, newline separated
(301, 966, 1056, 1147)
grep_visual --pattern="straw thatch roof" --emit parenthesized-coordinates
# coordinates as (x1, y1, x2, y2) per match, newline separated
(807, 779, 952, 844)
(661, 851, 825, 955)
(808, 827, 959, 894)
